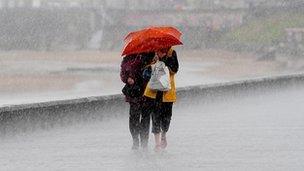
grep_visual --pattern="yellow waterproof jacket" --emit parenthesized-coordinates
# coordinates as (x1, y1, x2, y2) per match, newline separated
(144, 49, 178, 102)
(144, 74, 177, 102)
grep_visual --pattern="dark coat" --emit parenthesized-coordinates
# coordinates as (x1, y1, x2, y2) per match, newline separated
(160, 50, 179, 73)
(120, 52, 155, 104)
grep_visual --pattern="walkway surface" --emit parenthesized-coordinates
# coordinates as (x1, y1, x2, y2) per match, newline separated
(1, 87, 304, 170)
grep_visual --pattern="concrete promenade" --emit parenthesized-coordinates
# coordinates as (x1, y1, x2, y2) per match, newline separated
(1, 74, 304, 170)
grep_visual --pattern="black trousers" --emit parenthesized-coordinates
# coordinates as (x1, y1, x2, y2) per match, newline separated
(129, 102, 150, 147)
(143, 92, 173, 134)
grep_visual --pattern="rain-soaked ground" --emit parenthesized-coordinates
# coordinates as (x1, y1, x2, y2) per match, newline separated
(1, 87, 304, 170)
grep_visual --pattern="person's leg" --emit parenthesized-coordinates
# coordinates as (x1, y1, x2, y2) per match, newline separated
(152, 102, 162, 151)
(152, 92, 163, 151)
(160, 102, 173, 149)
(129, 103, 141, 150)
(154, 133, 162, 151)
(139, 99, 153, 149)
(161, 132, 167, 148)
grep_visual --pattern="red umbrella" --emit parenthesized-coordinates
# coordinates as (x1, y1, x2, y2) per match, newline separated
(122, 26, 183, 56)
(124, 26, 182, 42)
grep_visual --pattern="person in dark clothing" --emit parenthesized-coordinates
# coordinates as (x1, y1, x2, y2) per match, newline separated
(120, 52, 155, 150)
(142, 47, 179, 151)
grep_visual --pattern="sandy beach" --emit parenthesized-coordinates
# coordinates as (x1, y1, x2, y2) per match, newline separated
(0, 49, 296, 106)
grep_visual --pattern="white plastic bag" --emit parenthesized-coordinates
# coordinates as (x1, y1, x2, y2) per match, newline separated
(148, 60, 171, 91)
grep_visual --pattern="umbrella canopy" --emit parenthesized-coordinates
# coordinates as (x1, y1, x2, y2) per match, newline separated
(124, 26, 182, 42)
(122, 26, 182, 56)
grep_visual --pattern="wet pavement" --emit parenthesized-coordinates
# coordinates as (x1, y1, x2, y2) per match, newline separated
(1, 87, 304, 170)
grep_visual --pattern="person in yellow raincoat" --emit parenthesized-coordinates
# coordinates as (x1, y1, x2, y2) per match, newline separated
(142, 47, 179, 151)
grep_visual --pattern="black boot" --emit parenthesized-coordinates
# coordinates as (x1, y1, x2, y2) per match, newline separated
(132, 137, 139, 150)
(140, 139, 148, 150)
